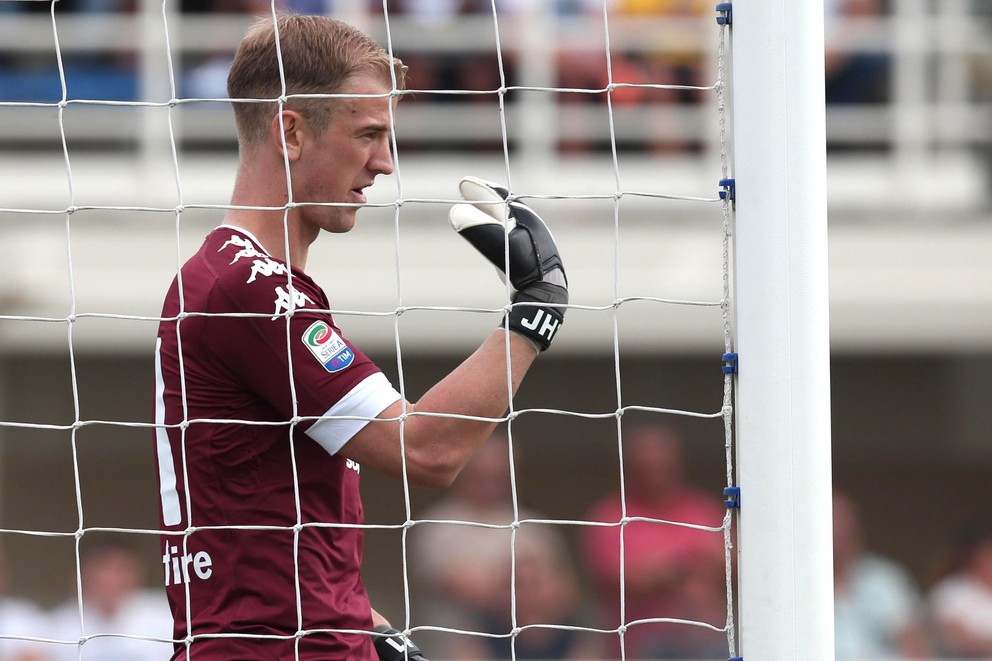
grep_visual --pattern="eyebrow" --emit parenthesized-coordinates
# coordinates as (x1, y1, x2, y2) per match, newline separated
(356, 120, 392, 135)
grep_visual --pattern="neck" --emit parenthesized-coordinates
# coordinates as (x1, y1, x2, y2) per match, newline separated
(225, 159, 315, 271)
(224, 209, 312, 272)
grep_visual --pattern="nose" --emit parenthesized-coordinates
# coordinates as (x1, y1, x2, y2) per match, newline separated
(369, 134, 394, 176)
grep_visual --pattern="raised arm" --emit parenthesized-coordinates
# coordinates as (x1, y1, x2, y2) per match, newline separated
(340, 177, 568, 487)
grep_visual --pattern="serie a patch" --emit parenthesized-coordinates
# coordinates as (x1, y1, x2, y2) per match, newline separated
(302, 320, 355, 373)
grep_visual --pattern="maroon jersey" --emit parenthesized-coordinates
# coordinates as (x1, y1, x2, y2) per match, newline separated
(153, 226, 400, 660)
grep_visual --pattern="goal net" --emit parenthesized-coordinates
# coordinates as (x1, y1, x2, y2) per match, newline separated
(0, 2, 743, 660)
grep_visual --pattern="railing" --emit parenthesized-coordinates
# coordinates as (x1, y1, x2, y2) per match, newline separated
(0, 0, 992, 155)
(0, 2, 990, 216)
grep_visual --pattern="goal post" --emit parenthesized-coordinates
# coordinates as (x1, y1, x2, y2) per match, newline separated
(729, 0, 835, 658)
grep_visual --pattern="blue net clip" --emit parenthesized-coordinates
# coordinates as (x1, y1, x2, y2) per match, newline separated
(719, 177, 736, 202)
(722, 352, 738, 374)
(716, 3, 733, 26)
(724, 487, 741, 509)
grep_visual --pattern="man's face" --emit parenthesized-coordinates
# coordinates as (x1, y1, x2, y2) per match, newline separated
(294, 73, 395, 235)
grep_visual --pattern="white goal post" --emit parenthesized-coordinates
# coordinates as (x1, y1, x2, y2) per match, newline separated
(729, 0, 835, 658)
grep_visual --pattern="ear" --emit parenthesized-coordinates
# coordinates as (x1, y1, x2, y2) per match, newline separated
(269, 109, 307, 162)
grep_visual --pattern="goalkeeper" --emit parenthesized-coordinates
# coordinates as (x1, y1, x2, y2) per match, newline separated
(153, 14, 567, 661)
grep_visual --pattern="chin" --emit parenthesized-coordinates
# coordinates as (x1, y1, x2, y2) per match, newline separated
(326, 212, 358, 234)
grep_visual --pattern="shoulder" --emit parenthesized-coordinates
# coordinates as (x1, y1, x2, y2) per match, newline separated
(849, 555, 922, 614)
(585, 493, 623, 524)
(126, 588, 171, 611)
(0, 597, 44, 626)
(209, 228, 286, 288)
(685, 486, 727, 515)
(206, 227, 323, 315)
(930, 573, 984, 606)
(928, 572, 992, 622)
(46, 599, 83, 632)
(855, 554, 914, 583)
(120, 589, 173, 631)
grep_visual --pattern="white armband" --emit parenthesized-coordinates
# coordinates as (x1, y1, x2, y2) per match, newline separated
(305, 373, 402, 455)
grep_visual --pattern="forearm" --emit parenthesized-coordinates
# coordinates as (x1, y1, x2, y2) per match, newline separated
(407, 328, 535, 445)
(368, 610, 430, 661)
(342, 329, 536, 487)
(371, 607, 390, 629)
(395, 328, 537, 484)
(343, 176, 564, 487)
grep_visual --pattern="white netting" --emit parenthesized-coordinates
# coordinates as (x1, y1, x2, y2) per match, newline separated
(0, 2, 736, 660)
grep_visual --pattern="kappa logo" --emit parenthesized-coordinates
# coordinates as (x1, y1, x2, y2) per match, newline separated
(220, 234, 290, 284)
(303, 320, 355, 373)
(219, 235, 316, 318)
(247, 258, 287, 284)
(273, 285, 315, 319)
(219, 234, 266, 266)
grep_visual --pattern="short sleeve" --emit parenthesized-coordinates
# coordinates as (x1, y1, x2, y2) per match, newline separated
(196, 229, 402, 452)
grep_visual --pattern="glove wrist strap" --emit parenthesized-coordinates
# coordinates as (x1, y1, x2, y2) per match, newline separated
(373, 625, 426, 661)
(503, 291, 565, 352)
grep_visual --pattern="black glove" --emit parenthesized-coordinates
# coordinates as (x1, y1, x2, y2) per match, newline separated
(449, 176, 568, 352)
(373, 625, 429, 661)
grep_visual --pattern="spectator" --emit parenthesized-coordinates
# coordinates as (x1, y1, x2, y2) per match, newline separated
(556, 0, 711, 153)
(0, 544, 49, 661)
(181, 0, 341, 98)
(181, 0, 339, 98)
(12, 0, 133, 12)
(48, 537, 172, 661)
(824, 0, 890, 105)
(408, 431, 578, 659)
(928, 520, 992, 658)
(832, 490, 932, 659)
(390, 0, 465, 23)
(477, 525, 600, 660)
(581, 423, 727, 659)
(615, 0, 711, 114)
(366, 0, 470, 109)
(555, 0, 636, 101)
(1, 0, 138, 103)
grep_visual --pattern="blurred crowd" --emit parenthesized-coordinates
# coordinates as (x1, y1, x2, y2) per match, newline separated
(0, 0, 929, 154)
(0, 537, 173, 660)
(404, 426, 992, 660)
(2, 424, 992, 659)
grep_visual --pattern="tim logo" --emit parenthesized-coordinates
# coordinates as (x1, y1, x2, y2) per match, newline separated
(303, 321, 355, 373)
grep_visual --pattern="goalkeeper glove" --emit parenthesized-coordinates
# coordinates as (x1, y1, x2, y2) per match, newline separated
(373, 625, 429, 661)
(449, 176, 568, 352)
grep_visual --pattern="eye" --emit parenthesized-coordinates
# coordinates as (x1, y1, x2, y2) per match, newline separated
(366, 127, 392, 140)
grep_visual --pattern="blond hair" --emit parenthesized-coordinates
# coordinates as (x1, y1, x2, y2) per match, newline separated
(227, 14, 407, 149)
